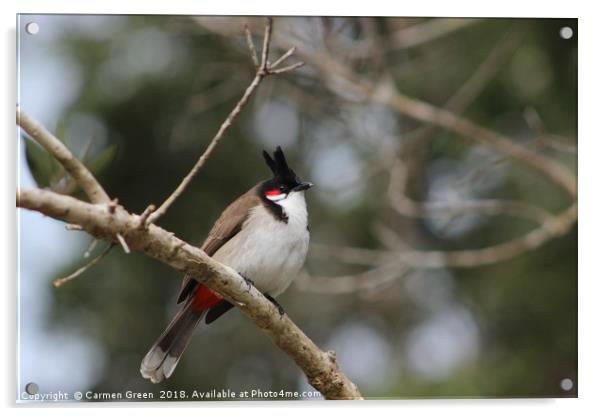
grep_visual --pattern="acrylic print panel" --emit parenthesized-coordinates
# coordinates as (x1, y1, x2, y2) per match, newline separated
(16, 14, 577, 402)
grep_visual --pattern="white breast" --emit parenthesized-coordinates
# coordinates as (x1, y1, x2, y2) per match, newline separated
(212, 192, 309, 297)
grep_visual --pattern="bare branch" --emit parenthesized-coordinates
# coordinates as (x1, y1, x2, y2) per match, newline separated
(377, 88, 577, 198)
(387, 158, 555, 225)
(524, 107, 577, 154)
(17, 110, 111, 204)
(390, 18, 482, 50)
(17, 187, 362, 399)
(52, 244, 113, 288)
(148, 73, 265, 224)
(260, 17, 273, 70)
(116, 233, 131, 254)
(309, 243, 389, 266)
(65, 223, 83, 231)
(297, 262, 410, 294)
(404, 28, 523, 145)
(137, 204, 156, 229)
(84, 238, 99, 258)
(244, 24, 259, 67)
(268, 61, 305, 75)
(398, 203, 577, 268)
(269, 46, 296, 69)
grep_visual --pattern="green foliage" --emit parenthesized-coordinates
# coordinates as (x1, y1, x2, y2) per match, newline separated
(24, 136, 58, 188)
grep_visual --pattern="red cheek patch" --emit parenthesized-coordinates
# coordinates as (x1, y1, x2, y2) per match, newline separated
(265, 189, 281, 197)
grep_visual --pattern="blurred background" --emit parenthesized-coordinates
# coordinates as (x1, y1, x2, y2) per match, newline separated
(17, 15, 577, 399)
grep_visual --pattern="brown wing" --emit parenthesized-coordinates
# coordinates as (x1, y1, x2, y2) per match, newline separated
(176, 185, 262, 303)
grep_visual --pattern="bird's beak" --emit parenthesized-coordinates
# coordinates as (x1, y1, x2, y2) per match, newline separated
(292, 181, 314, 192)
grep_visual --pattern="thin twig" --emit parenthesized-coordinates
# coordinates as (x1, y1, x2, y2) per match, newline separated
(268, 61, 305, 75)
(380, 90, 577, 198)
(52, 244, 113, 288)
(269, 46, 296, 69)
(50, 136, 95, 195)
(84, 238, 99, 258)
(309, 242, 390, 266)
(387, 158, 555, 225)
(79, 136, 95, 162)
(524, 107, 577, 154)
(116, 233, 130, 254)
(244, 25, 259, 67)
(138, 204, 156, 229)
(260, 17, 273, 70)
(108, 198, 119, 214)
(17, 110, 111, 204)
(148, 74, 265, 224)
(296, 262, 409, 294)
(148, 17, 303, 224)
(404, 28, 524, 145)
(390, 18, 482, 50)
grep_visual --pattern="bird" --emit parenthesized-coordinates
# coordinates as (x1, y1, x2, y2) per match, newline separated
(140, 146, 313, 383)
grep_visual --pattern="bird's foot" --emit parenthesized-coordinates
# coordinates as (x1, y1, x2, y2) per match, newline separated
(264, 293, 285, 317)
(241, 274, 255, 293)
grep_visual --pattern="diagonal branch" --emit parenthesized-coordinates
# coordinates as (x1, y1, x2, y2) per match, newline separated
(17, 110, 110, 204)
(376, 89, 577, 199)
(17, 187, 363, 399)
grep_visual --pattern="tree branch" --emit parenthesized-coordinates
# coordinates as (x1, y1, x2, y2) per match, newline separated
(244, 24, 259, 67)
(17, 109, 110, 204)
(387, 158, 555, 225)
(389, 18, 483, 50)
(302, 202, 575, 293)
(17, 187, 362, 400)
(52, 243, 114, 288)
(297, 263, 410, 295)
(375, 88, 577, 199)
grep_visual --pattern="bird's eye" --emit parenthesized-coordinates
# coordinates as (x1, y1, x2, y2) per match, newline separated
(279, 185, 286, 192)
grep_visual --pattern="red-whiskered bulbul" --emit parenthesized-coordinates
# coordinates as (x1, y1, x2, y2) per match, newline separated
(140, 146, 313, 383)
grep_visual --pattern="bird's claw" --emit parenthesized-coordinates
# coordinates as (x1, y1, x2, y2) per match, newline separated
(265, 293, 285, 317)
(242, 274, 255, 293)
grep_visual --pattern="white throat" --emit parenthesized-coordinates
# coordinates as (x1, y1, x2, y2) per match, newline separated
(274, 191, 307, 221)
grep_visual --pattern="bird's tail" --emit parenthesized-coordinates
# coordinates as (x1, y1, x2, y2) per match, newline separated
(140, 301, 205, 383)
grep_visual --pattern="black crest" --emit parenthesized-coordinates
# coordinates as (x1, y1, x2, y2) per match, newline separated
(262, 146, 298, 183)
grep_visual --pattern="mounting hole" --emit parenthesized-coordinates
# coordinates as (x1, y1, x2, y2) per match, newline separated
(559, 26, 573, 40)
(25, 22, 39, 35)
(560, 377, 574, 391)
(25, 382, 39, 395)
